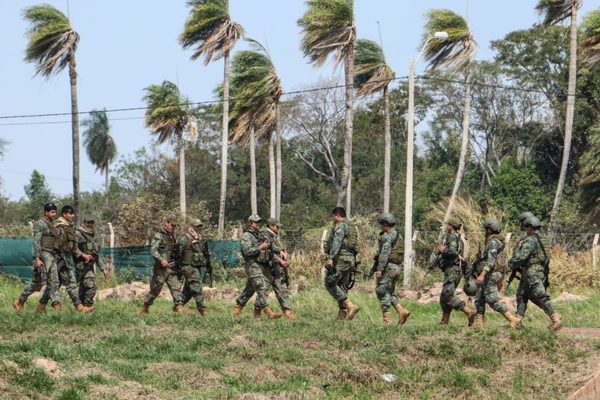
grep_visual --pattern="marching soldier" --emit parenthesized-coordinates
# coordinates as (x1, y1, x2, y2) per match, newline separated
(76, 218, 110, 311)
(179, 219, 211, 316)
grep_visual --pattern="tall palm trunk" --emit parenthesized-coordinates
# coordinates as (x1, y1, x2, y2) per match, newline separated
(382, 84, 391, 213)
(218, 51, 231, 239)
(440, 70, 472, 236)
(249, 128, 258, 215)
(179, 139, 187, 217)
(275, 104, 282, 220)
(104, 167, 110, 195)
(548, 4, 578, 243)
(68, 54, 80, 225)
(336, 44, 354, 216)
(269, 131, 276, 218)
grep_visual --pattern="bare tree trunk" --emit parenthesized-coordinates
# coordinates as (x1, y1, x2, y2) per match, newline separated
(383, 84, 391, 213)
(336, 43, 354, 217)
(68, 54, 80, 225)
(104, 166, 109, 195)
(218, 51, 231, 239)
(249, 128, 258, 215)
(276, 104, 282, 220)
(269, 131, 276, 218)
(179, 140, 187, 217)
(548, 5, 578, 244)
(440, 70, 472, 240)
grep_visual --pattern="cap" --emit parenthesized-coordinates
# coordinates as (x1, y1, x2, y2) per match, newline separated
(83, 218, 95, 223)
(447, 218, 462, 230)
(61, 205, 75, 214)
(266, 218, 282, 227)
(44, 202, 57, 212)
(164, 213, 180, 224)
(248, 214, 262, 223)
(190, 218, 204, 227)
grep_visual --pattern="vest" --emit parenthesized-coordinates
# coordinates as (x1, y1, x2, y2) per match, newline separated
(77, 229, 99, 255)
(487, 234, 507, 273)
(40, 217, 58, 251)
(181, 232, 205, 266)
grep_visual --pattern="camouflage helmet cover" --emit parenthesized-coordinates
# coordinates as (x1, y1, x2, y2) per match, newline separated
(377, 212, 397, 225)
(463, 278, 479, 296)
(518, 211, 535, 224)
(248, 214, 263, 223)
(523, 216, 542, 229)
(483, 218, 502, 233)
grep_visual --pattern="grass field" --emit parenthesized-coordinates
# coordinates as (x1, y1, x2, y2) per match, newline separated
(1, 276, 599, 400)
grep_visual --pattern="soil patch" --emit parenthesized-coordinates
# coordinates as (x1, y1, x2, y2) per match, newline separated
(560, 328, 600, 337)
(33, 358, 61, 377)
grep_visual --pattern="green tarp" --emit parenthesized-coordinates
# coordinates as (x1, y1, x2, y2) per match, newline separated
(0, 237, 241, 281)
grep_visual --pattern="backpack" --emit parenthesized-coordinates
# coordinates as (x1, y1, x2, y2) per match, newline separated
(343, 220, 359, 255)
(388, 232, 403, 264)
(458, 233, 470, 263)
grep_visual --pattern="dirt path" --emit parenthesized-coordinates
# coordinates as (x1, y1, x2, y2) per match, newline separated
(560, 328, 600, 337)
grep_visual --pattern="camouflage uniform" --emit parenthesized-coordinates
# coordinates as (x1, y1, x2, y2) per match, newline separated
(143, 227, 185, 307)
(178, 228, 210, 312)
(261, 227, 293, 311)
(235, 227, 270, 311)
(374, 229, 402, 312)
(474, 235, 508, 315)
(324, 220, 356, 310)
(76, 226, 108, 307)
(40, 217, 84, 307)
(439, 233, 465, 313)
(17, 216, 60, 305)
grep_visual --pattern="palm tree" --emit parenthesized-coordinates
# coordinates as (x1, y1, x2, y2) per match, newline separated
(23, 4, 82, 219)
(82, 110, 117, 193)
(353, 39, 395, 213)
(143, 81, 198, 217)
(581, 8, 600, 68)
(298, 0, 356, 215)
(536, 0, 582, 241)
(228, 42, 283, 215)
(180, 0, 244, 238)
(422, 9, 477, 235)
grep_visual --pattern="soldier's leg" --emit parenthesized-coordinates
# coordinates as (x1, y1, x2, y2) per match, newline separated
(529, 278, 555, 315)
(81, 268, 97, 307)
(57, 261, 83, 307)
(388, 265, 401, 308)
(235, 278, 256, 308)
(39, 253, 60, 305)
(440, 271, 464, 313)
(375, 269, 394, 313)
(182, 265, 204, 311)
(474, 285, 486, 315)
(166, 269, 185, 307)
(143, 266, 167, 306)
(515, 276, 529, 318)
(75, 265, 85, 305)
(270, 270, 292, 311)
(17, 266, 44, 304)
(485, 272, 507, 314)
(324, 267, 348, 304)
(248, 265, 269, 310)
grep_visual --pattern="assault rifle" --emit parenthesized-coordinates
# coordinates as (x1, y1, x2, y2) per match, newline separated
(168, 243, 184, 277)
(367, 255, 379, 278)
(505, 261, 522, 289)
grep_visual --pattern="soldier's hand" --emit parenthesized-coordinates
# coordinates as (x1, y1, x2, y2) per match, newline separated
(103, 269, 110, 279)
(436, 244, 445, 252)
(324, 258, 334, 268)
(476, 273, 485, 286)
(259, 241, 271, 250)
(280, 259, 289, 268)
(160, 259, 169, 268)
(82, 254, 93, 263)
(34, 257, 44, 269)
(497, 279, 504, 292)
(280, 250, 288, 261)
(375, 271, 382, 279)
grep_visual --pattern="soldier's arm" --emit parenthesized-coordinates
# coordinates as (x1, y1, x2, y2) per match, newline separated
(441, 237, 459, 257)
(377, 235, 393, 271)
(510, 237, 535, 264)
(241, 233, 260, 257)
(177, 235, 190, 255)
(32, 220, 44, 259)
(328, 224, 347, 260)
(150, 234, 164, 261)
(483, 240, 501, 273)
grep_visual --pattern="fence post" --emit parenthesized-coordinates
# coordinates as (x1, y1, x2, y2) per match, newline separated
(232, 228, 239, 241)
(593, 233, 599, 268)
(107, 223, 115, 274)
(321, 229, 328, 256)
(411, 231, 419, 269)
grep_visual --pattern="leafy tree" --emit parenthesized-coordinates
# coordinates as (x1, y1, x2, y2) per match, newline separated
(23, 4, 82, 221)
(24, 170, 54, 220)
(82, 110, 117, 194)
(581, 8, 600, 67)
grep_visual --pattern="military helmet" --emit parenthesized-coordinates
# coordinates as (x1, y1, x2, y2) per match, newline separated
(483, 218, 502, 233)
(163, 212, 180, 225)
(518, 211, 535, 224)
(377, 212, 396, 226)
(463, 278, 479, 296)
(190, 218, 203, 227)
(266, 218, 282, 227)
(44, 202, 57, 212)
(248, 214, 262, 223)
(447, 218, 462, 230)
(522, 216, 542, 229)
(61, 205, 75, 215)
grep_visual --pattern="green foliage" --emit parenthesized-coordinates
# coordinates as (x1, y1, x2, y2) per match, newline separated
(353, 39, 394, 96)
(535, 0, 580, 25)
(23, 170, 54, 220)
(581, 8, 600, 68)
(82, 109, 117, 175)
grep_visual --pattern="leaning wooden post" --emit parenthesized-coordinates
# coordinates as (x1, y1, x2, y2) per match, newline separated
(593, 233, 599, 268)
(107, 223, 115, 275)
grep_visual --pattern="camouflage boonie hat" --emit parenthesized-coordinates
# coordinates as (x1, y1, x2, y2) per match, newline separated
(190, 218, 203, 227)
(518, 211, 535, 224)
(248, 214, 262, 223)
(447, 218, 462, 230)
(164, 213, 180, 224)
(523, 216, 541, 229)
(266, 218, 282, 227)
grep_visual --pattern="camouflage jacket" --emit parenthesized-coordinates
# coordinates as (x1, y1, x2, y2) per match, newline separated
(263, 228, 283, 263)
(510, 233, 546, 268)
(327, 220, 350, 260)
(150, 227, 176, 266)
(32, 216, 57, 259)
(376, 229, 399, 271)
(440, 233, 460, 268)
(76, 226, 107, 271)
(241, 228, 263, 264)
(55, 217, 84, 258)
(482, 234, 504, 274)
(177, 229, 209, 267)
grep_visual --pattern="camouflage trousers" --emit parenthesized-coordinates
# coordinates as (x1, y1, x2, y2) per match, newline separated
(75, 263, 98, 307)
(324, 257, 355, 309)
(440, 265, 465, 313)
(235, 262, 269, 310)
(40, 254, 82, 306)
(475, 271, 507, 315)
(181, 264, 208, 311)
(262, 265, 292, 311)
(143, 265, 185, 307)
(516, 265, 555, 317)
(18, 250, 60, 304)
(375, 263, 402, 312)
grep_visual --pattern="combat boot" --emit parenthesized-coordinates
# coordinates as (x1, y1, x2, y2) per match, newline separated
(394, 304, 411, 326)
(263, 306, 282, 320)
(439, 312, 451, 325)
(140, 304, 150, 315)
(199, 308, 208, 317)
(549, 312, 562, 331)
(12, 299, 24, 312)
(76, 304, 92, 313)
(462, 305, 476, 327)
(51, 301, 62, 312)
(382, 312, 392, 324)
(338, 308, 347, 320)
(343, 299, 360, 321)
(232, 304, 243, 317)
(36, 303, 47, 313)
(253, 308, 262, 320)
(473, 313, 485, 328)
(502, 311, 521, 328)
(283, 309, 300, 320)
(173, 304, 184, 313)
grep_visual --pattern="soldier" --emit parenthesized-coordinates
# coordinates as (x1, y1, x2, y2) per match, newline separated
(262, 218, 299, 320)
(13, 203, 61, 312)
(513, 211, 536, 324)
(39, 205, 93, 313)
(373, 213, 410, 325)
(76, 218, 109, 311)
(178, 219, 211, 316)
(436, 219, 476, 325)
(472, 219, 520, 328)
(232, 215, 281, 320)
(508, 216, 562, 330)
(141, 214, 185, 315)
(323, 207, 360, 320)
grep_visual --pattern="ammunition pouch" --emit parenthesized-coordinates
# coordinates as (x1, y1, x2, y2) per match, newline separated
(41, 235, 57, 251)
(257, 250, 272, 264)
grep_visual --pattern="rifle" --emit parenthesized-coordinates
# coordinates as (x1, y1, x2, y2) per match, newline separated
(367, 255, 379, 279)
(168, 243, 184, 277)
(534, 233, 550, 289)
(505, 261, 522, 289)
(428, 254, 442, 274)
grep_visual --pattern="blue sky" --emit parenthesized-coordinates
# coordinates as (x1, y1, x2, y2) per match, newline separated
(0, 0, 594, 200)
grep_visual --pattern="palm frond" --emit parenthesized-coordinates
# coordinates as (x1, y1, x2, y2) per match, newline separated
(23, 4, 78, 77)
(180, 0, 244, 64)
(580, 124, 600, 184)
(536, 0, 581, 25)
(82, 110, 117, 174)
(353, 39, 395, 96)
(298, 0, 355, 67)
(581, 8, 600, 68)
(421, 9, 477, 71)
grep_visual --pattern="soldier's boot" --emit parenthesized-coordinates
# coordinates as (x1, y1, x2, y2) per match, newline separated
(36, 303, 47, 313)
(502, 311, 521, 328)
(382, 312, 392, 324)
(549, 312, 562, 331)
(337, 308, 347, 320)
(343, 299, 360, 321)
(263, 306, 282, 320)
(12, 299, 24, 312)
(173, 304, 184, 313)
(199, 308, 208, 317)
(140, 304, 150, 315)
(394, 304, 411, 326)
(283, 309, 300, 320)
(76, 304, 92, 314)
(232, 304, 243, 317)
(473, 313, 485, 328)
(253, 308, 262, 320)
(439, 312, 451, 325)
(462, 305, 476, 327)
(51, 301, 62, 312)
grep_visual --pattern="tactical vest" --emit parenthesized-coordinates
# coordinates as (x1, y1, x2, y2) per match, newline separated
(527, 234, 547, 267)
(57, 223, 77, 254)
(40, 218, 58, 251)
(487, 235, 507, 273)
(77, 230, 99, 255)
(387, 231, 403, 265)
(256, 229, 273, 264)
(181, 233, 205, 266)
(325, 221, 358, 257)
